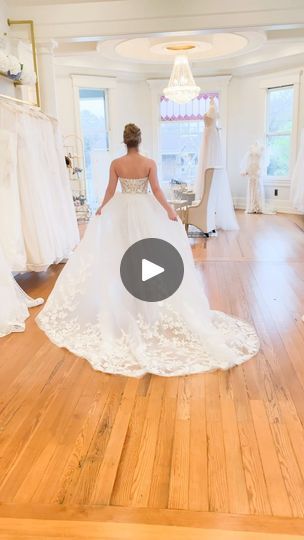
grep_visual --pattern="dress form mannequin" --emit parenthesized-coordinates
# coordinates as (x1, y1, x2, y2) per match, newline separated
(194, 98, 222, 200)
(194, 98, 239, 231)
(240, 142, 265, 214)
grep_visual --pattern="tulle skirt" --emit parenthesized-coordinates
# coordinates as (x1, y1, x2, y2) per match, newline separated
(36, 193, 259, 377)
(0, 246, 43, 337)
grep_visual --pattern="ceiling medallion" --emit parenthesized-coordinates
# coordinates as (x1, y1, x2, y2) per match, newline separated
(163, 54, 200, 104)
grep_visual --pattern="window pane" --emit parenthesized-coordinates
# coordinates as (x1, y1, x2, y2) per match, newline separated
(79, 88, 109, 210)
(159, 93, 220, 189)
(268, 86, 293, 133)
(160, 120, 204, 185)
(266, 134, 291, 177)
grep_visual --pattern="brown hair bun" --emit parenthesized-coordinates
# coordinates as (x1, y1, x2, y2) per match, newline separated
(123, 123, 141, 148)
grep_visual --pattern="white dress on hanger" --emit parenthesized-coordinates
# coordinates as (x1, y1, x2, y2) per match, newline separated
(0, 127, 26, 271)
(195, 105, 239, 231)
(0, 245, 43, 337)
(36, 176, 259, 377)
(290, 128, 304, 213)
(0, 100, 80, 272)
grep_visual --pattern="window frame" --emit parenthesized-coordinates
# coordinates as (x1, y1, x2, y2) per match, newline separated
(78, 87, 110, 153)
(259, 70, 301, 186)
(265, 84, 295, 182)
(71, 75, 116, 210)
(147, 76, 231, 175)
(159, 115, 206, 186)
(71, 75, 116, 155)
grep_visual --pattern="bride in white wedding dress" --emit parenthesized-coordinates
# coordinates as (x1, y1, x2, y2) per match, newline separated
(36, 124, 259, 377)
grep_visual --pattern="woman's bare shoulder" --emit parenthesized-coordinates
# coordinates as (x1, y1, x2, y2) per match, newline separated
(110, 156, 126, 172)
(141, 155, 156, 168)
(111, 156, 124, 166)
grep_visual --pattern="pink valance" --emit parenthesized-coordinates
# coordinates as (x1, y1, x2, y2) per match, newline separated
(160, 92, 219, 121)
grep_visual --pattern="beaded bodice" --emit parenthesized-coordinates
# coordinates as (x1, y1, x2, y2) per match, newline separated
(119, 177, 149, 194)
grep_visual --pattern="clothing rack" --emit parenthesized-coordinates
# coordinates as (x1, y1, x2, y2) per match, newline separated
(0, 94, 59, 123)
(0, 92, 40, 108)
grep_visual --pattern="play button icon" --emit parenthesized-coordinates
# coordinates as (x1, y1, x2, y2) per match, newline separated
(142, 259, 164, 282)
(120, 238, 184, 302)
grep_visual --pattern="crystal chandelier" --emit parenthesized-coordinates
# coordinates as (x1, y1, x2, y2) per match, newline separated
(163, 54, 200, 104)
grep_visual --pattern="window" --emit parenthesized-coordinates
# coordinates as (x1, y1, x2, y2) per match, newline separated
(266, 85, 294, 178)
(159, 93, 219, 187)
(79, 88, 109, 210)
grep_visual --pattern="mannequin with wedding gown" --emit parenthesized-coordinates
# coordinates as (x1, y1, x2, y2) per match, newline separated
(290, 128, 304, 213)
(36, 124, 259, 377)
(0, 244, 43, 337)
(240, 142, 265, 214)
(194, 97, 239, 231)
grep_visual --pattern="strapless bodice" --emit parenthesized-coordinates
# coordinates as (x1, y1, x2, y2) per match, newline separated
(119, 177, 149, 194)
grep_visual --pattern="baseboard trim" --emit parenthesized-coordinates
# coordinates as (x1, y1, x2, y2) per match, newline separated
(0, 504, 303, 535)
(233, 197, 304, 215)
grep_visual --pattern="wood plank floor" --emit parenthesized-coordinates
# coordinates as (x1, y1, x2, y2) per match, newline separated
(1, 211, 304, 538)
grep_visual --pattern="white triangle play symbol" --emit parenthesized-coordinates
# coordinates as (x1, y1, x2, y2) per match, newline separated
(142, 258, 165, 282)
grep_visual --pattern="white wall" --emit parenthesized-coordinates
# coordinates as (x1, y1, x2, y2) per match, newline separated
(228, 68, 304, 212)
(109, 80, 153, 158)
(54, 64, 304, 213)
(56, 74, 76, 135)
(55, 66, 153, 159)
(227, 76, 265, 203)
(0, 0, 7, 35)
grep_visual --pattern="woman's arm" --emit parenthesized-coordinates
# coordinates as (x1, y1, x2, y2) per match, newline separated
(95, 161, 118, 215)
(148, 160, 178, 221)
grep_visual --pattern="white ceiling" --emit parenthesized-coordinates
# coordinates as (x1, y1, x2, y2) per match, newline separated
(53, 27, 304, 78)
(102, 33, 261, 65)
(4, 0, 304, 77)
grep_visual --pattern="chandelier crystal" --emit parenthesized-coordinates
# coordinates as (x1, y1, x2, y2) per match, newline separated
(163, 54, 200, 104)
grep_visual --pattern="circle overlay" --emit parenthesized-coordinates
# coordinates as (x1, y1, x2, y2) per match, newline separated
(120, 238, 184, 302)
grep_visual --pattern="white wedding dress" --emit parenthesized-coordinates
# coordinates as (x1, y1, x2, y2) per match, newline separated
(36, 177, 259, 377)
(195, 106, 239, 231)
(290, 128, 304, 213)
(0, 245, 43, 337)
(0, 101, 79, 272)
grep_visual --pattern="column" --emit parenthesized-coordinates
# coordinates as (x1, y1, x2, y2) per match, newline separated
(36, 39, 58, 118)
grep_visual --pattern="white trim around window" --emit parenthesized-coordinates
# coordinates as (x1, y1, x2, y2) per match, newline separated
(260, 69, 302, 184)
(71, 74, 117, 153)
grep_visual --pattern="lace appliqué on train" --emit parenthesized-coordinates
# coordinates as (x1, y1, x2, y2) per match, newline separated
(37, 269, 259, 377)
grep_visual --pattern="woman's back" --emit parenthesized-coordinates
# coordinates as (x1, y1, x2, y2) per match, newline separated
(113, 153, 152, 179)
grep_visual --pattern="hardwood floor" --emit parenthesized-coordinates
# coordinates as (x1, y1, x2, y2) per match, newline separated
(1, 211, 304, 539)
